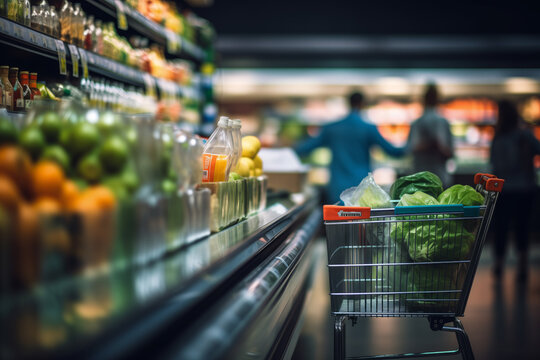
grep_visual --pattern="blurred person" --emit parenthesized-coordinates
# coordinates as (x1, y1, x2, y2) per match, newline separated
(295, 91, 405, 203)
(490, 100, 540, 281)
(407, 83, 454, 186)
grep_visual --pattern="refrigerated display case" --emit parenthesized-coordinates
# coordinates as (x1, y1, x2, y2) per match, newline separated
(0, 188, 322, 360)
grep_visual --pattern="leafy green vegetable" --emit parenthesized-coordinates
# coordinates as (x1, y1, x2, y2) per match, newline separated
(390, 171, 444, 200)
(438, 184, 484, 206)
(406, 264, 467, 311)
(392, 191, 475, 262)
(398, 191, 440, 206)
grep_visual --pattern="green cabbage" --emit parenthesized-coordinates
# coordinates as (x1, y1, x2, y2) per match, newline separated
(438, 184, 484, 206)
(398, 191, 440, 206)
(391, 191, 475, 262)
(390, 171, 444, 200)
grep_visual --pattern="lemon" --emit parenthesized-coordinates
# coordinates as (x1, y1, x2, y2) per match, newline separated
(253, 155, 263, 170)
(235, 157, 254, 177)
(255, 168, 262, 177)
(241, 136, 261, 159)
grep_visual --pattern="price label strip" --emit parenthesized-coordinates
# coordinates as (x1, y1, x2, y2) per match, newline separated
(78, 48, 89, 78)
(165, 30, 180, 54)
(55, 40, 67, 75)
(115, 0, 128, 31)
(68, 45, 80, 78)
(143, 74, 157, 98)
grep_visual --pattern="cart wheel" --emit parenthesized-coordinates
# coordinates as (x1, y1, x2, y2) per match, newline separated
(334, 316, 347, 360)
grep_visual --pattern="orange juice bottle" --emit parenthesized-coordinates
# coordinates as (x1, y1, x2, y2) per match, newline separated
(202, 116, 233, 182)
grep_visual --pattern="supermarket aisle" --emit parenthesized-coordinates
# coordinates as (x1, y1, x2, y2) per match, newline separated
(292, 239, 540, 360)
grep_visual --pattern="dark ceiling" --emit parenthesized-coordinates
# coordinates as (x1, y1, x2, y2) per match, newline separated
(194, 0, 540, 68)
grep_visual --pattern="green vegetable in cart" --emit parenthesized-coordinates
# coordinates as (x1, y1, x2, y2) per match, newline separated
(390, 171, 444, 200)
(438, 184, 484, 206)
(392, 191, 475, 262)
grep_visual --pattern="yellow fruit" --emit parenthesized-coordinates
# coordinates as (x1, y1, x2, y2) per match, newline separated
(235, 157, 254, 177)
(249, 170, 255, 177)
(241, 136, 261, 159)
(253, 155, 263, 170)
(255, 168, 263, 177)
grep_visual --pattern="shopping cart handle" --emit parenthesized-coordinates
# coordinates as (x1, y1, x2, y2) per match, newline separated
(323, 205, 371, 221)
(474, 173, 504, 192)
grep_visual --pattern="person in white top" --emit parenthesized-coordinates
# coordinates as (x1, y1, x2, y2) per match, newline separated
(407, 83, 454, 187)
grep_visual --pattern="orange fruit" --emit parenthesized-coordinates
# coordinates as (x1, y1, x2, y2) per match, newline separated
(32, 161, 65, 200)
(60, 180, 80, 208)
(86, 186, 117, 211)
(15, 202, 40, 288)
(0, 145, 33, 198)
(0, 174, 21, 211)
(67, 192, 101, 214)
(33, 197, 62, 215)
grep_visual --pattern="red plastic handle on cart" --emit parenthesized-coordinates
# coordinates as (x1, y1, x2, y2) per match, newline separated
(485, 178, 504, 192)
(474, 173, 504, 192)
(474, 173, 495, 185)
(323, 205, 371, 221)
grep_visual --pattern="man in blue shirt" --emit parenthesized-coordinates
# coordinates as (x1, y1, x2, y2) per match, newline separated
(295, 92, 406, 203)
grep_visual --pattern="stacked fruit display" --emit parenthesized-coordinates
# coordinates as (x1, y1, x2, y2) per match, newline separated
(232, 136, 264, 178)
(0, 101, 210, 291)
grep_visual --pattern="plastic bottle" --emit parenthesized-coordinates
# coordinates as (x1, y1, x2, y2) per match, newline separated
(230, 119, 242, 171)
(201, 116, 233, 183)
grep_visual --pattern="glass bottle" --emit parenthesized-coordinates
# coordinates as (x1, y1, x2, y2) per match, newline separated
(0, 66, 13, 111)
(16, 0, 24, 23)
(19, 71, 32, 110)
(30, 5, 40, 31)
(49, 4, 59, 38)
(0, 77, 5, 109)
(6, 0, 17, 21)
(59, 0, 71, 43)
(9, 67, 24, 112)
(22, 0, 30, 26)
(93, 19, 103, 54)
(84, 15, 94, 50)
(29, 72, 41, 99)
(40, 1, 51, 35)
(72, 3, 81, 46)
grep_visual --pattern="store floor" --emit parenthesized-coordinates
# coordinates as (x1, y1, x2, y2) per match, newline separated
(292, 239, 540, 360)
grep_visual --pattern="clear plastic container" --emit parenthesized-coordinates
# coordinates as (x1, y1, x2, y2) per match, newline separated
(201, 116, 233, 183)
(230, 119, 242, 171)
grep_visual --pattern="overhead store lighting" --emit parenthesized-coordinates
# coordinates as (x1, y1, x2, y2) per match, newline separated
(504, 77, 540, 94)
(375, 77, 411, 96)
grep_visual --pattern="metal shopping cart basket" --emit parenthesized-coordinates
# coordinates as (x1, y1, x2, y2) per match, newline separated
(323, 174, 504, 360)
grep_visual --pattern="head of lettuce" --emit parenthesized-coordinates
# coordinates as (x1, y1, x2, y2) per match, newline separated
(390, 171, 444, 200)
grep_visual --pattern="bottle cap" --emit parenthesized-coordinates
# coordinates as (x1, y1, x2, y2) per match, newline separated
(217, 116, 229, 127)
(231, 119, 242, 128)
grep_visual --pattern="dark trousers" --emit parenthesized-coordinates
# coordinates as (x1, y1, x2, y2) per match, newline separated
(492, 190, 535, 258)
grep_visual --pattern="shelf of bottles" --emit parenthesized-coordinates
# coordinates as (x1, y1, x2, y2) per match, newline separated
(0, 0, 212, 114)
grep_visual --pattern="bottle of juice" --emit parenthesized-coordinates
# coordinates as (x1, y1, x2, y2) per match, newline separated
(201, 116, 233, 183)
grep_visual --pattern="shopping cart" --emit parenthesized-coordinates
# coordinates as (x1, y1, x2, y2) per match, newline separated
(323, 174, 504, 360)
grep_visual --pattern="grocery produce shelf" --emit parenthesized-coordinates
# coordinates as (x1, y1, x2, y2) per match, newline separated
(86, 0, 206, 62)
(0, 17, 201, 100)
(0, 190, 320, 360)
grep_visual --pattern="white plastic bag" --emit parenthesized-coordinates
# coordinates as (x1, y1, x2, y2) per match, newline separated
(340, 173, 392, 208)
